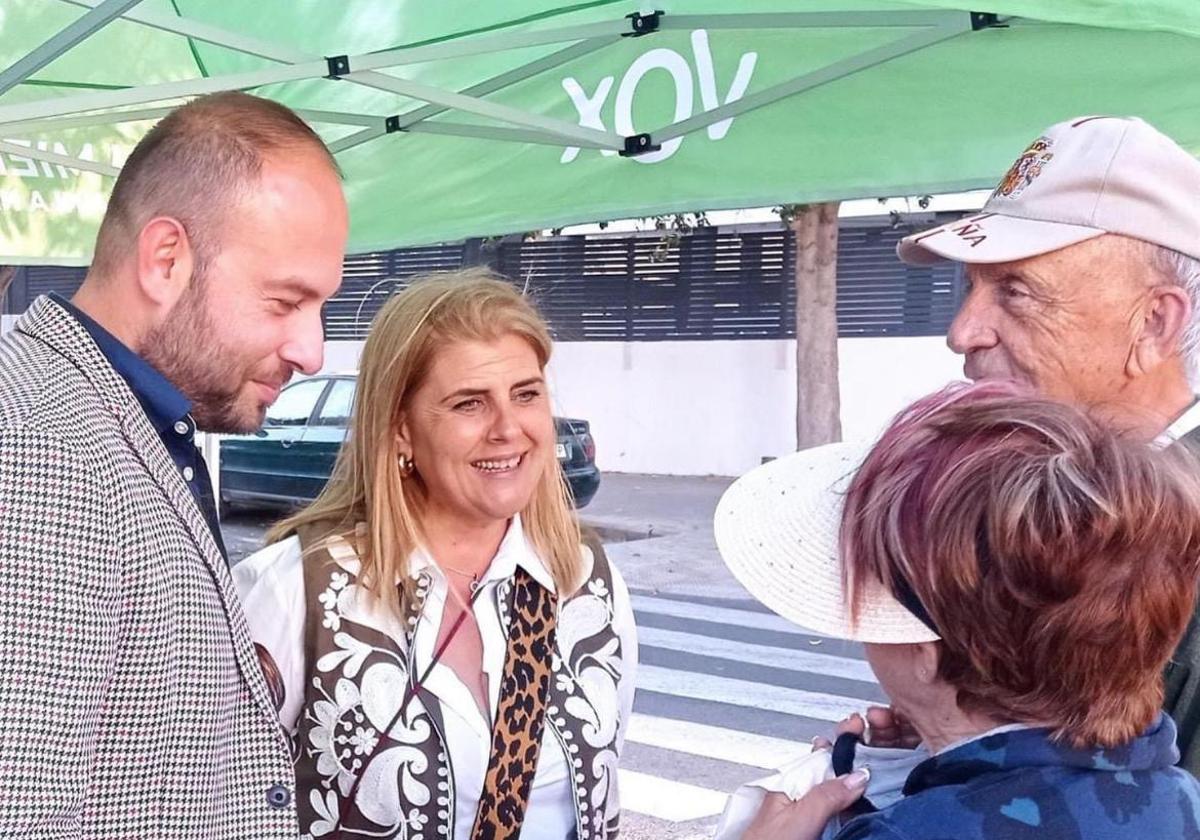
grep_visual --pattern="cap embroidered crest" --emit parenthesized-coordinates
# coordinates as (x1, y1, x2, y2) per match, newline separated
(898, 116, 1200, 267)
(993, 136, 1054, 200)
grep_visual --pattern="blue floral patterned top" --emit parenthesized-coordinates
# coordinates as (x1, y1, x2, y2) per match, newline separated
(836, 714, 1200, 839)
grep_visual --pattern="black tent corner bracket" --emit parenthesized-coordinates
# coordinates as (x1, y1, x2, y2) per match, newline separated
(619, 133, 661, 157)
(624, 10, 663, 37)
(325, 54, 351, 79)
(970, 12, 1007, 30)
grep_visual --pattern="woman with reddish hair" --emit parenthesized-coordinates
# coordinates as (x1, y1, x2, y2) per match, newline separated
(716, 382, 1200, 839)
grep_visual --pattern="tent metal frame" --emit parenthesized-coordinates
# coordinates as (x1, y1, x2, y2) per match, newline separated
(0, 0, 146, 96)
(0, 5, 988, 176)
(0, 138, 120, 177)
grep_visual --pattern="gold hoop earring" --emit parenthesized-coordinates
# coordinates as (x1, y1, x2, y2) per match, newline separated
(398, 453, 415, 478)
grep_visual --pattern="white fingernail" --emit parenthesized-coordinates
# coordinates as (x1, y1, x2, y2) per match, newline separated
(843, 767, 870, 790)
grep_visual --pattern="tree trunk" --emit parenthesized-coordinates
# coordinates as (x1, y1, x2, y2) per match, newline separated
(791, 202, 842, 450)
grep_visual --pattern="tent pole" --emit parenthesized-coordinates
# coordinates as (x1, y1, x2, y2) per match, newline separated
(1, 106, 176, 136)
(0, 139, 120, 177)
(0, 0, 147, 96)
(405, 121, 612, 148)
(58, 0, 311, 62)
(291, 109, 390, 128)
(0, 32, 626, 152)
(330, 119, 617, 156)
(0, 105, 384, 138)
(655, 19, 971, 145)
(0, 59, 332, 126)
(328, 127, 386, 155)
(394, 38, 617, 130)
(329, 38, 623, 155)
(340, 72, 623, 150)
(660, 10, 963, 30)
(55, 0, 612, 137)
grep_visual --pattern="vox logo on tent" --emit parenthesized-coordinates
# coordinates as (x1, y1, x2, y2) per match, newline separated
(560, 29, 757, 165)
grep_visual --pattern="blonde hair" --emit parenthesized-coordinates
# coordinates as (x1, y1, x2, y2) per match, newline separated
(267, 268, 583, 606)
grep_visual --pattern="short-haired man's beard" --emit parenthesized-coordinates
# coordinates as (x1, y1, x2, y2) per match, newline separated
(142, 282, 263, 434)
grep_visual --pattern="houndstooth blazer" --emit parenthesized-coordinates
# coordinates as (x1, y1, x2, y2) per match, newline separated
(0, 296, 297, 838)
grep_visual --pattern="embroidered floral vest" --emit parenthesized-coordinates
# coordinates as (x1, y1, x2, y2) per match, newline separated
(292, 527, 627, 840)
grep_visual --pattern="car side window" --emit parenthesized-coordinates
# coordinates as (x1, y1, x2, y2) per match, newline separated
(314, 379, 356, 427)
(264, 379, 327, 427)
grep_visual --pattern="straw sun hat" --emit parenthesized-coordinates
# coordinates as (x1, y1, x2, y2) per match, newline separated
(714, 441, 939, 645)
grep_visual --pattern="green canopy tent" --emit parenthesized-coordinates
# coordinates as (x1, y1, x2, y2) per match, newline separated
(1, 0, 1198, 264)
(2, 0, 1199, 448)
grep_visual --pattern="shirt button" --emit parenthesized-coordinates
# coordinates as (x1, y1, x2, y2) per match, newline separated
(266, 783, 291, 809)
(182, 466, 195, 481)
(173, 421, 189, 435)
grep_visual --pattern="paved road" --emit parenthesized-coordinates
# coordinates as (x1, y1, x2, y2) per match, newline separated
(616, 590, 884, 838)
(220, 474, 882, 838)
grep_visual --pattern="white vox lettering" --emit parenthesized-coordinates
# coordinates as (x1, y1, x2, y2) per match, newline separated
(560, 75, 615, 164)
(560, 29, 757, 164)
(614, 47, 692, 164)
(690, 30, 757, 141)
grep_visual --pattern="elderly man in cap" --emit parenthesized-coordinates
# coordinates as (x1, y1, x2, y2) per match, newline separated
(896, 114, 1200, 771)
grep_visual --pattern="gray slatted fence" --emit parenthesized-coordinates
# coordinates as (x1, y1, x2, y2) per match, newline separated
(2, 217, 963, 341)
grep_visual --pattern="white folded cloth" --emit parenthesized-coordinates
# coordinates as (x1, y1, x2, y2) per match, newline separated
(713, 743, 929, 839)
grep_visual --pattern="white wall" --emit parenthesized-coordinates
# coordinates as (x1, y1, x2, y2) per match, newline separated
(320, 336, 962, 477)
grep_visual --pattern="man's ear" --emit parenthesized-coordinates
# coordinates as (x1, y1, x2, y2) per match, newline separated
(135, 216, 195, 309)
(1128, 285, 1190, 378)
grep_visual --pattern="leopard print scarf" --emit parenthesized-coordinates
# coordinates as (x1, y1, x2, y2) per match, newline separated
(469, 571, 556, 839)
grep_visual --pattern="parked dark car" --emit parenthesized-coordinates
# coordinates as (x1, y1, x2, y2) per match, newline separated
(219, 374, 600, 514)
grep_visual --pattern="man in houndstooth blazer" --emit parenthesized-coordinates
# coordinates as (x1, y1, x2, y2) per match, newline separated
(0, 93, 347, 837)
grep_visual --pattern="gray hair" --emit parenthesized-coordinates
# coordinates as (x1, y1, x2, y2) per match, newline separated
(1147, 243, 1200, 386)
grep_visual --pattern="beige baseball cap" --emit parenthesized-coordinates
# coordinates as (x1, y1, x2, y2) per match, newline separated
(898, 116, 1200, 266)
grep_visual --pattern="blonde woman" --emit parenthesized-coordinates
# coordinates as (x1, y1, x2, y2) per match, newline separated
(234, 270, 637, 840)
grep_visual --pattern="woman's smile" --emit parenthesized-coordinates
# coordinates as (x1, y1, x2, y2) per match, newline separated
(470, 453, 525, 475)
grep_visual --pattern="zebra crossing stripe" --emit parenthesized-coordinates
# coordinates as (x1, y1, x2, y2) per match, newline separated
(631, 594, 829, 637)
(626, 712, 812, 770)
(638, 625, 877, 684)
(637, 664, 869, 722)
(618, 769, 729, 822)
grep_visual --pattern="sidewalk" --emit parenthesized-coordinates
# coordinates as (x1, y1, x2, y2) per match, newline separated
(580, 472, 753, 602)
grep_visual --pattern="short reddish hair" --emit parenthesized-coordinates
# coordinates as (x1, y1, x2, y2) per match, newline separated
(842, 382, 1200, 747)
(92, 91, 339, 280)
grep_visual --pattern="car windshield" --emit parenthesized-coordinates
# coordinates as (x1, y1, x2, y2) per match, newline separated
(264, 379, 326, 427)
(315, 379, 355, 426)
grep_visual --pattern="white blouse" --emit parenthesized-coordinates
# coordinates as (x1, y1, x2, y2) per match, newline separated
(233, 517, 638, 840)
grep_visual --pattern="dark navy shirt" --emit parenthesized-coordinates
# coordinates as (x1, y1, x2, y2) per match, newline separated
(837, 714, 1200, 839)
(50, 294, 227, 559)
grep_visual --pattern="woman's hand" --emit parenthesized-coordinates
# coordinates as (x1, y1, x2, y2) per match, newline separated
(742, 769, 870, 840)
(863, 706, 921, 749)
(811, 711, 868, 751)
(815, 708, 921, 752)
